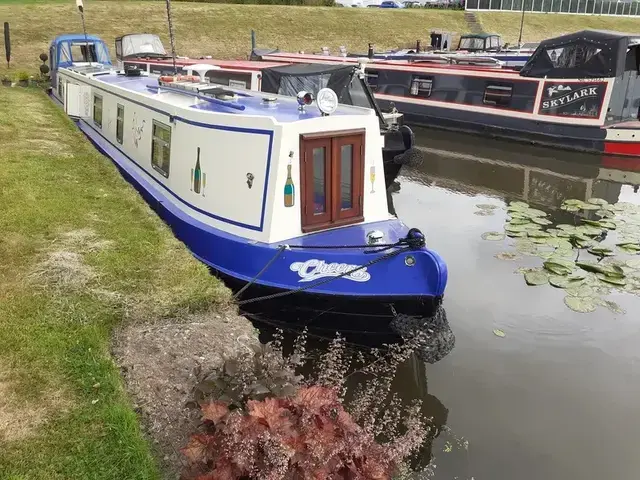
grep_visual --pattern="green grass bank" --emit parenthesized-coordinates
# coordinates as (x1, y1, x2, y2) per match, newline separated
(3, 1, 640, 78)
(0, 87, 231, 479)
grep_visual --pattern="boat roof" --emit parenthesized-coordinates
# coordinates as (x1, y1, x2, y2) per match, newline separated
(53, 33, 105, 43)
(63, 65, 374, 123)
(460, 33, 501, 39)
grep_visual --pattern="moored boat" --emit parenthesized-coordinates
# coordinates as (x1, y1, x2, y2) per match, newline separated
(47, 33, 448, 324)
(249, 30, 640, 158)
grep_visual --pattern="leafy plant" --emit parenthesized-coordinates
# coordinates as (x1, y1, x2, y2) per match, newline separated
(16, 70, 30, 82)
(184, 330, 439, 479)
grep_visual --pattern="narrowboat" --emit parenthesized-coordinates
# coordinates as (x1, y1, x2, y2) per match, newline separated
(46, 34, 448, 323)
(249, 30, 640, 158)
(347, 33, 535, 68)
(115, 34, 421, 190)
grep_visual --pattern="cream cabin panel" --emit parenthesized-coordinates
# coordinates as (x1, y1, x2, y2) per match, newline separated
(169, 121, 275, 230)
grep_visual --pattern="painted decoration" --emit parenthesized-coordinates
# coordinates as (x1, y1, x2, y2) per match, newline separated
(191, 147, 206, 196)
(290, 259, 371, 283)
(370, 166, 376, 194)
(538, 82, 606, 118)
(132, 112, 145, 147)
(246, 173, 254, 189)
(284, 151, 295, 207)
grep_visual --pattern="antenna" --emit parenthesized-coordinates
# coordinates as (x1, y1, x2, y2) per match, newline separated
(3, 22, 10, 69)
(76, 0, 90, 63)
(165, 0, 178, 75)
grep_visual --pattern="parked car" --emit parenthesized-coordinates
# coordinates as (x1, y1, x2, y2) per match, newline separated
(379, 0, 404, 7)
(403, 0, 423, 7)
(336, 0, 364, 6)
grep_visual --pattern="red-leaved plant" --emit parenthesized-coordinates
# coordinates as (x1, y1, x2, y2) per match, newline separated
(181, 330, 437, 480)
(181, 384, 421, 479)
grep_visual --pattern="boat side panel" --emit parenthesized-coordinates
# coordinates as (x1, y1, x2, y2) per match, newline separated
(78, 117, 447, 299)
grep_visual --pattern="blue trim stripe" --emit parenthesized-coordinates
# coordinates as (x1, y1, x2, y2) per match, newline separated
(80, 116, 273, 232)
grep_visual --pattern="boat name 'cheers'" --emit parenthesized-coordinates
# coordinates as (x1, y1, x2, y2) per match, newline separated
(290, 259, 371, 283)
(541, 86, 599, 110)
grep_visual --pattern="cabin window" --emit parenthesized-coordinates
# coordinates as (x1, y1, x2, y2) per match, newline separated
(116, 104, 124, 144)
(151, 120, 171, 178)
(93, 94, 103, 128)
(483, 84, 512, 107)
(300, 131, 364, 232)
(115, 39, 122, 59)
(365, 71, 379, 92)
(410, 76, 433, 98)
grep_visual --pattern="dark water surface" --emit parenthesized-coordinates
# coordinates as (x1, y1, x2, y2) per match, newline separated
(392, 128, 640, 480)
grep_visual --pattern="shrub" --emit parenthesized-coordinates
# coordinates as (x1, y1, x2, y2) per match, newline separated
(184, 330, 436, 479)
(16, 70, 30, 82)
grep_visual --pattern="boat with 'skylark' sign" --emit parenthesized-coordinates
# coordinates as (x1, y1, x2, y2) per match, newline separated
(249, 30, 640, 158)
(46, 33, 449, 328)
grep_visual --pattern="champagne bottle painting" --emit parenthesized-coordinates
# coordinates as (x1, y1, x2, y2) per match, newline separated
(191, 147, 206, 197)
(284, 151, 295, 207)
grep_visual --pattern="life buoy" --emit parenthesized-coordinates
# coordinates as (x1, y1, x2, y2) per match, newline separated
(159, 75, 175, 83)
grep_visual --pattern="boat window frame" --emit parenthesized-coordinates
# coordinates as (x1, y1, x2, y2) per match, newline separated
(410, 75, 434, 98)
(116, 103, 124, 144)
(151, 119, 172, 178)
(93, 94, 103, 128)
(299, 130, 365, 233)
(483, 83, 513, 107)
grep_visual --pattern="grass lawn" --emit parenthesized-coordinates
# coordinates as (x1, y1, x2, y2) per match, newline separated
(477, 11, 640, 43)
(0, 87, 230, 479)
(3, 1, 640, 79)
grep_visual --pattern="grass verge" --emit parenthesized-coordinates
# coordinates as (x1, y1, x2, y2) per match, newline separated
(0, 87, 230, 479)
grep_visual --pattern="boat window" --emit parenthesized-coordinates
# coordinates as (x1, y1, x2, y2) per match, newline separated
(151, 120, 171, 178)
(115, 39, 122, 59)
(313, 146, 328, 215)
(71, 43, 97, 63)
(410, 76, 433, 98)
(116, 104, 124, 144)
(459, 37, 485, 50)
(489, 36, 501, 50)
(365, 71, 379, 92)
(348, 77, 374, 109)
(300, 132, 364, 231)
(340, 144, 353, 211)
(483, 84, 513, 107)
(93, 94, 103, 128)
(546, 44, 602, 69)
(277, 74, 331, 98)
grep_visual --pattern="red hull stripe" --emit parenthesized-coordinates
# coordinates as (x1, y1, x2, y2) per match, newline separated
(604, 142, 640, 156)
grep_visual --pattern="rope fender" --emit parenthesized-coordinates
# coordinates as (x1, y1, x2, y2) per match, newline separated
(234, 228, 427, 306)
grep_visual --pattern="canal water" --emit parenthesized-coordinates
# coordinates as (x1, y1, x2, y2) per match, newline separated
(246, 128, 640, 480)
(391, 128, 640, 480)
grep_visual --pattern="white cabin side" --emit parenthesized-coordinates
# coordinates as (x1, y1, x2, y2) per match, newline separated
(57, 67, 391, 244)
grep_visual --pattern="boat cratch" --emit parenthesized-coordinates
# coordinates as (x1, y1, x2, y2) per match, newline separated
(46, 33, 448, 328)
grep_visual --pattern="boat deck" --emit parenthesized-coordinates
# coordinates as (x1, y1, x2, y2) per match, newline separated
(610, 120, 640, 129)
(90, 71, 372, 122)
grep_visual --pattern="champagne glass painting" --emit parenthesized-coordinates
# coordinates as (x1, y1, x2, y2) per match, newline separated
(202, 172, 206, 197)
(370, 166, 376, 193)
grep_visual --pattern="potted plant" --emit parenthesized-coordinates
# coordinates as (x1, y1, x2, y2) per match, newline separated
(16, 71, 30, 87)
(1, 75, 11, 87)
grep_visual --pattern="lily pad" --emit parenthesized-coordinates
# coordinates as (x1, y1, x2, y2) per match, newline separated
(565, 284, 596, 297)
(576, 225, 605, 237)
(525, 208, 548, 218)
(563, 199, 585, 207)
(532, 217, 553, 226)
(596, 273, 626, 286)
(617, 243, 640, 254)
(587, 246, 614, 257)
(596, 298, 625, 314)
(557, 224, 577, 231)
(599, 220, 616, 230)
(549, 275, 584, 289)
(481, 231, 506, 241)
(581, 203, 601, 211)
(509, 201, 529, 209)
(561, 205, 581, 213)
(493, 329, 506, 338)
(587, 197, 608, 206)
(543, 260, 574, 276)
(524, 270, 548, 286)
(495, 252, 520, 261)
(508, 218, 532, 226)
(626, 258, 640, 269)
(528, 230, 551, 238)
(564, 295, 598, 313)
(476, 203, 499, 210)
(474, 210, 494, 216)
(506, 231, 528, 238)
(505, 224, 531, 233)
(596, 209, 615, 218)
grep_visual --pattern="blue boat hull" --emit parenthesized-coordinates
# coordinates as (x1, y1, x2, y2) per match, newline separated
(74, 118, 448, 319)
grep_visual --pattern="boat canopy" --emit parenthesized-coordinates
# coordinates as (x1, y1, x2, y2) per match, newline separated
(520, 30, 640, 79)
(457, 33, 502, 52)
(115, 33, 167, 60)
(50, 34, 111, 69)
(261, 63, 376, 109)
